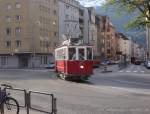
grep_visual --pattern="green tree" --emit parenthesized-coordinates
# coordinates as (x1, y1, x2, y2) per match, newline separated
(105, 0, 150, 29)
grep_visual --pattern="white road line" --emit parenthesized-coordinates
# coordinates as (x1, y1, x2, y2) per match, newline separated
(126, 71, 131, 73)
(133, 71, 137, 73)
(140, 71, 145, 73)
(119, 70, 123, 72)
(115, 79, 150, 86)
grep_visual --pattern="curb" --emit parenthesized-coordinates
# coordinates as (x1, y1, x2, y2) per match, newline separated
(0, 69, 54, 72)
(101, 70, 113, 73)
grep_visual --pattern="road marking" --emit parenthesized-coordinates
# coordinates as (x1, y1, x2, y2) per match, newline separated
(115, 79, 150, 86)
(133, 71, 137, 73)
(119, 70, 123, 72)
(140, 71, 145, 73)
(126, 70, 131, 73)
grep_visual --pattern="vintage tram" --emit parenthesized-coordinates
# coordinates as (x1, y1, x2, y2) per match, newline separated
(55, 41, 93, 80)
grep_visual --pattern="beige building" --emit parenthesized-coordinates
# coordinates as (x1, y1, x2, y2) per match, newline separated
(0, 0, 58, 68)
(99, 16, 119, 61)
(118, 33, 132, 62)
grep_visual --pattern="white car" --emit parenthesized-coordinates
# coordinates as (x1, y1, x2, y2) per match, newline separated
(45, 63, 55, 69)
(146, 61, 150, 69)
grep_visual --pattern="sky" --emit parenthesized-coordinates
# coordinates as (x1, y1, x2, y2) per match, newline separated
(78, 0, 105, 7)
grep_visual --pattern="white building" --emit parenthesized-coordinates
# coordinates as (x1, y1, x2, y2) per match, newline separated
(58, 0, 81, 43)
(87, 7, 98, 55)
(119, 36, 132, 62)
(79, 5, 89, 43)
(131, 39, 146, 60)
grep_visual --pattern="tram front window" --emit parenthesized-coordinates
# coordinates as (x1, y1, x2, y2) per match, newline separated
(87, 48, 92, 60)
(79, 49, 85, 60)
(69, 48, 76, 60)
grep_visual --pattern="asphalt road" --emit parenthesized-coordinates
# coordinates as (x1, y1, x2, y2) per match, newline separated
(0, 64, 150, 114)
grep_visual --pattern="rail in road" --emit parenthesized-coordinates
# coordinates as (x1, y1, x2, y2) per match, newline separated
(0, 87, 57, 114)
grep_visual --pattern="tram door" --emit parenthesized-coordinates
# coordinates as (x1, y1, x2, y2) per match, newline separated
(78, 48, 85, 60)
(77, 48, 86, 75)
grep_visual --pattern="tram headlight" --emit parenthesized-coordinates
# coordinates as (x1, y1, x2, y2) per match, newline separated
(80, 65, 84, 69)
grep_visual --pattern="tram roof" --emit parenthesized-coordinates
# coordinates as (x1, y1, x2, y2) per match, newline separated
(55, 44, 93, 49)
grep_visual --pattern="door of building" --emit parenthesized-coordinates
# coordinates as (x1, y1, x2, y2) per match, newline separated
(19, 56, 28, 68)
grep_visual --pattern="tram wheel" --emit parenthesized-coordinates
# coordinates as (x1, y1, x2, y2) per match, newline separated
(81, 76, 89, 81)
(63, 74, 67, 80)
(56, 73, 60, 78)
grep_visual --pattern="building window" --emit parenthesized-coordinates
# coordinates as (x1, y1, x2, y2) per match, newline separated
(44, 56, 48, 64)
(40, 56, 48, 64)
(6, 4, 12, 10)
(54, 32, 57, 37)
(53, 10, 57, 15)
(65, 14, 69, 19)
(16, 40, 21, 47)
(53, 21, 56, 26)
(66, 5, 70, 9)
(15, 27, 21, 35)
(5, 41, 11, 48)
(15, 15, 21, 21)
(15, 3, 21, 9)
(6, 16, 11, 22)
(1, 57, 8, 65)
(53, 0, 56, 4)
(6, 28, 11, 36)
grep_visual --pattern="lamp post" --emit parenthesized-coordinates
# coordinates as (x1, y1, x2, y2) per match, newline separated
(31, 20, 41, 68)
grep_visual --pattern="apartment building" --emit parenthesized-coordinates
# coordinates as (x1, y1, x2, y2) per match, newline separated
(58, 0, 80, 43)
(99, 16, 118, 61)
(0, 0, 58, 68)
(87, 7, 98, 55)
(95, 15, 101, 57)
(118, 33, 132, 62)
(146, 27, 150, 59)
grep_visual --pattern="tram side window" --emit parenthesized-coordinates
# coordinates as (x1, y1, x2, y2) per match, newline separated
(79, 48, 85, 60)
(87, 48, 92, 60)
(69, 48, 76, 60)
(56, 48, 66, 60)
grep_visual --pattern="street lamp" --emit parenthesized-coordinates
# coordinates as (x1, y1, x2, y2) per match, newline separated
(31, 20, 41, 68)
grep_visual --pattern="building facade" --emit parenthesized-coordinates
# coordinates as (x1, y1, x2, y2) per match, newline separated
(87, 7, 98, 56)
(79, 5, 89, 43)
(99, 16, 118, 61)
(118, 33, 132, 62)
(146, 27, 150, 59)
(0, 0, 58, 68)
(58, 0, 80, 43)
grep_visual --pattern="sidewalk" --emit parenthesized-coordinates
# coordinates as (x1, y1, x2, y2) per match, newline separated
(5, 109, 44, 114)
(0, 68, 54, 72)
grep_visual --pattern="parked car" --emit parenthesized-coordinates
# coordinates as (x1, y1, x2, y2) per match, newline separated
(134, 60, 141, 65)
(108, 60, 116, 65)
(145, 61, 150, 69)
(101, 59, 110, 65)
(45, 62, 55, 69)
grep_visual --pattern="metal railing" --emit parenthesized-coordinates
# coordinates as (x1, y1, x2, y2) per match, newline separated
(0, 88, 57, 114)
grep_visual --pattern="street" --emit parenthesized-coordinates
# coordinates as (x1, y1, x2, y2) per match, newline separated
(0, 64, 150, 114)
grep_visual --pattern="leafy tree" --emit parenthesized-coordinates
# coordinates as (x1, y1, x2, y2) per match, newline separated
(105, 0, 150, 29)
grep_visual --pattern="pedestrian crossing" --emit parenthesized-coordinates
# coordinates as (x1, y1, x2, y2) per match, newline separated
(118, 70, 145, 73)
(118, 65, 147, 74)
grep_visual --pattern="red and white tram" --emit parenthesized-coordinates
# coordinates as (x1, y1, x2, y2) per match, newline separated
(55, 43, 93, 80)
